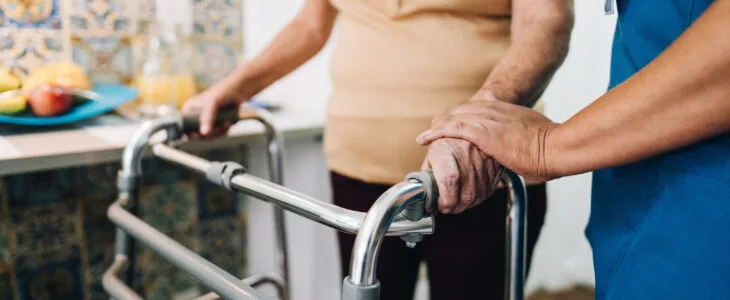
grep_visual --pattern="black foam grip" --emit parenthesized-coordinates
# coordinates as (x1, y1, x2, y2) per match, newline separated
(181, 105, 240, 133)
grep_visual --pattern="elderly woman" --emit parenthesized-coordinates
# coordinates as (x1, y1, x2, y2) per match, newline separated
(418, 0, 730, 299)
(184, 0, 572, 299)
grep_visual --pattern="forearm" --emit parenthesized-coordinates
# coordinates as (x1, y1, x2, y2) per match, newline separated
(550, 0, 730, 176)
(225, 0, 337, 101)
(474, 0, 573, 106)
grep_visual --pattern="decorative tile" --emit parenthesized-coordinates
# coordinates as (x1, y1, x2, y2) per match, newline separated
(141, 157, 194, 186)
(193, 39, 239, 89)
(0, 273, 14, 300)
(67, 0, 132, 34)
(83, 231, 113, 300)
(140, 179, 197, 233)
(0, 223, 8, 272)
(9, 201, 77, 255)
(3, 168, 77, 206)
(0, 0, 62, 29)
(0, 28, 65, 77)
(71, 35, 133, 84)
(198, 217, 244, 275)
(15, 247, 83, 300)
(135, 230, 199, 299)
(82, 196, 115, 300)
(192, 0, 241, 38)
(197, 181, 238, 220)
(79, 162, 119, 200)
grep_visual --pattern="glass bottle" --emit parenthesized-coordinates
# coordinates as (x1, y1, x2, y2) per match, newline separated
(133, 22, 197, 117)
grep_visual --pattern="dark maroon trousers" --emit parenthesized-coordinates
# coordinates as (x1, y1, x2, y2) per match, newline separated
(332, 172, 546, 300)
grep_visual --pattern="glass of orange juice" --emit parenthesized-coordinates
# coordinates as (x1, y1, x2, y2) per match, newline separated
(134, 23, 197, 117)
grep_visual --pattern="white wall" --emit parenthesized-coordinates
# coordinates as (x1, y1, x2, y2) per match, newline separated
(156, 0, 619, 298)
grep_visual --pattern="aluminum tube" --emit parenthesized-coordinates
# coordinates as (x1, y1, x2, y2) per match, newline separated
(348, 182, 426, 285)
(194, 273, 286, 300)
(102, 255, 143, 300)
(152, 144, 434, 236)
(251, 111, 291, 300)
(108, 202, 267, 300)
(231, 174, 432, 236)
(152, 144, 210, 172)
(121, 116, 181, 177)
(502, 171, 527, 300)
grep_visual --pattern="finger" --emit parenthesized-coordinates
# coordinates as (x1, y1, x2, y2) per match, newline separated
(429, 144, 460, 214)
(419, 159, 437, 213)
(466, 150, 490, 210)
(199, 99, 221, 136)
(181, 97, 202, 113)
(418, 116, 502, 146)
(446, 140, 476, 214)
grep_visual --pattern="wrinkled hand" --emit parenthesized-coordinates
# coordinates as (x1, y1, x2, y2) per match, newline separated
(182, 78, 245, 137)
(417, 98, 560, 182)
(422, 138, 503, 214)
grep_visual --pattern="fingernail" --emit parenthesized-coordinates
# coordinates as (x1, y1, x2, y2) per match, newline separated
(416, 130, 432, 143)
(201, 124, 210, 135)
(484, 91, 499, 102)
(440, 208, 451, 214)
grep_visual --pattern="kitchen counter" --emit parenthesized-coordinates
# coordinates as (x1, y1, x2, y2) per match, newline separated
(0, 109, 325, 176)
(0, 108, 335, 300)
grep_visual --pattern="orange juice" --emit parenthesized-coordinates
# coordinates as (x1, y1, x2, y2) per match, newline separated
(134, 73, 197, 109)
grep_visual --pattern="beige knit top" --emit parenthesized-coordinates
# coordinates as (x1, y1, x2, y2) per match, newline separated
(325, 0, 514, 184)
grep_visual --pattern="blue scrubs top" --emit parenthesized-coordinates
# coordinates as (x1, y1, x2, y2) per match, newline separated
(588, 0, 730, 299)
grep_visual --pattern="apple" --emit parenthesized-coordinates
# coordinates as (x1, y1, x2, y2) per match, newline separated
(27, 83, 73, 117)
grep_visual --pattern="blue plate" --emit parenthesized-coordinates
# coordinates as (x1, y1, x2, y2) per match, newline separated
(0, 83, 138, 126)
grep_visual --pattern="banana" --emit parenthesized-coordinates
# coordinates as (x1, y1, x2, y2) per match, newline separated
(0, 68, 21, 93)
(23, 61, 92, 92)
(0, 94, 28, 115)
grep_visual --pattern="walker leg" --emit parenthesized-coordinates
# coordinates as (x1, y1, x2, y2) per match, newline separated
(502, 170, 527, 300)
(256, 111, 291, 300)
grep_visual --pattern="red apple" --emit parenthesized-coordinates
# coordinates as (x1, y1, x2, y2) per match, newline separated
(27, 83, 73, 117)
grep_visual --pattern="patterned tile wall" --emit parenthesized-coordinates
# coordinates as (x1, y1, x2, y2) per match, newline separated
(191, 0, 242, 90)
(0, 2, 245, 297)
(0, 147, 248, 300)
(0, 0, 242, 88)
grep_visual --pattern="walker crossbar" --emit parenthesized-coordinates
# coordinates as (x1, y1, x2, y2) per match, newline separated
(102, 107, 527, 300)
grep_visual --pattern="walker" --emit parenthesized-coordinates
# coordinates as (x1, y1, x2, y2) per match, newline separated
(101, 107, 528, 300)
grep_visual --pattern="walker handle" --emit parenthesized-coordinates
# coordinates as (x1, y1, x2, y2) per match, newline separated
(181, 105, 241, 133)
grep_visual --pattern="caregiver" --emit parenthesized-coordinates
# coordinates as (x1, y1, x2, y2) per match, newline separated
(418, 0, 730, 299)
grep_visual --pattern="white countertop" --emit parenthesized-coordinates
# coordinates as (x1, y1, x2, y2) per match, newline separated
(0, 109, 325, 176)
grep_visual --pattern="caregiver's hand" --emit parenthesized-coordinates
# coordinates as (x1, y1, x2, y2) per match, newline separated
(182, 78, 246, 137)
(417, 98, 561, 182)
(422, 138, 503, 214)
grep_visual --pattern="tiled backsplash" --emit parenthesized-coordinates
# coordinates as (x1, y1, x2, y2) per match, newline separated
(0, 147, 249, 300)
(0, 0, 242, 89)
(0, 1, 247, 299)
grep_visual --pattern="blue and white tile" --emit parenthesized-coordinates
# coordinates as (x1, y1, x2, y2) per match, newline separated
(71, 35, 133, 84)
(0, 0, 61, 29)
(193, 39, 240, 89)
(67, 0, 132, 34)
(192, 0, 242, 38)
(0, 28, 65, 77)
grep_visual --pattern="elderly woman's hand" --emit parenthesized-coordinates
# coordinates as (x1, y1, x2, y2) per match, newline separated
(182, 78, 246, 137)
(421, 138, 503, 214)
(417, 98, 562, 183)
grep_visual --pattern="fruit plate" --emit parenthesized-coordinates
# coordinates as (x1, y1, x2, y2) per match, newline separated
(0, 84, 138, 126)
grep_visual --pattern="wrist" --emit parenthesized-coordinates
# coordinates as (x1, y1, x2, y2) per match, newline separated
(224, 66, 261, 103)
(543, 122, 588, 178)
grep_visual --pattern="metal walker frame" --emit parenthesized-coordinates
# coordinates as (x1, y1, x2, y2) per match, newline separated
(101, 108, 528, 300)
